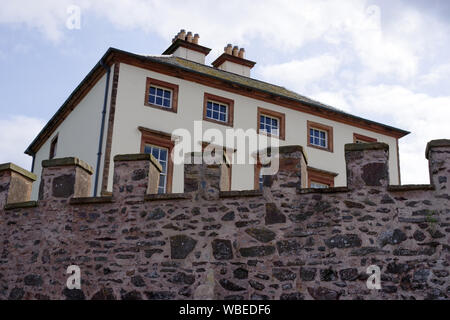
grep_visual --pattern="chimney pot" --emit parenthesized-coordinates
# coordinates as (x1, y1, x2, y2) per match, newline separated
(193, 33, 200, 44)
(225, 44, 233, 54)
(232, 46, 239, 57)
(186, 31, 193, 42)
(178, 29, 186, 40)
(238, 48, 245, 59)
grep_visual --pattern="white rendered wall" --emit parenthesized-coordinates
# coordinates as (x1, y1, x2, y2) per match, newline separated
(172, 47, 205, 64)
(217, 61, 251, 77)
(107, 63, 400, 193)
(31, 71, 113, 199)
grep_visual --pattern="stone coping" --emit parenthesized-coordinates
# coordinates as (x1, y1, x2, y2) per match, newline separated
(425, 139, 450, 159)
(298, 186, 349, 194)
(42, 157, 94, 174)
(69, 196, 115, 205)
(345, 142, 389, 152)
(307, 166, 339, 177)
(0, 163, 37, 181)
(4, 201, 38, 210)
(219, 190, 262, 198)
(387, 184, 435, 192)
(144, 193, 192, 201)
(113, 154, 162, 172)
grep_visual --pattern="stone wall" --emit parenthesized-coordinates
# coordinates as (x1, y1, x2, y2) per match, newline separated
(0, 140, 448, 300)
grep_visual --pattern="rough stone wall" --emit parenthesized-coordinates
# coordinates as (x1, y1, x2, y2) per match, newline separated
(0, 140, 448, 300)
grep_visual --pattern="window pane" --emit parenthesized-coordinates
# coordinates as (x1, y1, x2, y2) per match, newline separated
(163, 99, 170, 107)
(159, 149, 167, 161)
(272, 118, 277, 126)
(150, 87, 155, 94)
(156, 97, 162, 105)
(149, 95, 155, 104)
(320, 131, 325, 139)
(159, 175, 165, 187)
(156, 88, 163, 96)
(220, 113, 226, 122)
(164, 90, 171, 98)
(220, 105, 227, 113)
(206, 109, 212, 118)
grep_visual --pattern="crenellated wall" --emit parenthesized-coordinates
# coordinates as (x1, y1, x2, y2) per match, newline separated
(0, 140, 448, 300)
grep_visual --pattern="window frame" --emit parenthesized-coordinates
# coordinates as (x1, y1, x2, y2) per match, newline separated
(353, 133, 377, 144)
(139, 127, 174, 193)
(307, 120, 333, 152)
(307, 166, 336, 188)
(257, 107, 286, 140)
(49, 134, 58, 160)
(203, 93, 234, 127)
(144, 77, 179, 113)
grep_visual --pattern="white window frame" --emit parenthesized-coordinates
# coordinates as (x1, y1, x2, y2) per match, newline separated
(260, 114, 280, 137)
(148, 85, 173, 109)
(309, 127, 328, 148)
(206, 100, 229, 123)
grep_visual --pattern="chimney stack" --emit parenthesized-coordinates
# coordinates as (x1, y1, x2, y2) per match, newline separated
(162, 29, 211, 64)
(212, 43, 256, 77)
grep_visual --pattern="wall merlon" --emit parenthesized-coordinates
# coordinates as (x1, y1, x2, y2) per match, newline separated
(112, 153, 161, 199)
(426, 139, 450, 191)
(0, 162, 36, 207)
(345, 142, 390, 190)
(38, 157, 92, 201)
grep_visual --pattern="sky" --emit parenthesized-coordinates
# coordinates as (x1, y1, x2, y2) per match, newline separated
(0, 0, 449, 184)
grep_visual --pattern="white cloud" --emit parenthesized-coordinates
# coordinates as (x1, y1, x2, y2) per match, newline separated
(0, 116, 45, 170)
(420, 63, 450, 85)
(0, 0, 431, 79)
(311, 85, 450, 184)
(258, 54, 341, 93)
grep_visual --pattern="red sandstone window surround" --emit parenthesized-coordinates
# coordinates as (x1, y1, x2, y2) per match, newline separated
(353, 133, 377, 143)
(307, 120, 334, 152)
(139, 127, 174, 193)
(144, 77, 179, 113)
(307, 166, 336, 188)
(49, 135, 58, 160)
(203, 93, 234, 127)
(257, 107, 286, 140)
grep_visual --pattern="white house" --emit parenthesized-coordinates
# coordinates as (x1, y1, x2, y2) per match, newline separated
(25, 30, 409, 199)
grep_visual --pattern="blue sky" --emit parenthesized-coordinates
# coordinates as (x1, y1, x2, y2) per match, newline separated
(0, 0, 449, 184)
